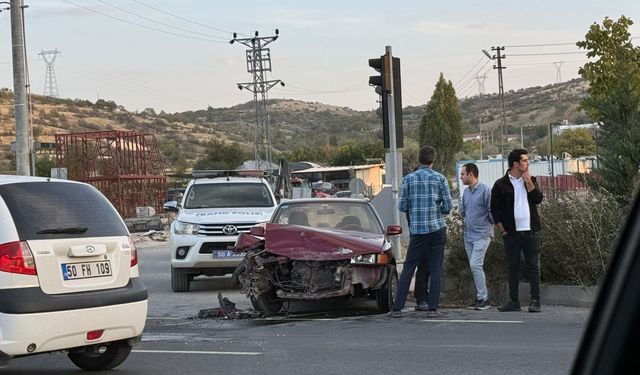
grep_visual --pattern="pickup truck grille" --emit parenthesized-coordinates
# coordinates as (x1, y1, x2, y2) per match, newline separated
(198, 223, 258, 236)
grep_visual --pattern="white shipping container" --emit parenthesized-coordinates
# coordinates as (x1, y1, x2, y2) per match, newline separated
(455, 158, 596, 199)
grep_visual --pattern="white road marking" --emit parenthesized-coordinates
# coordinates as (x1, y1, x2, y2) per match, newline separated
(421, 319, 523, 323)
(133, 349, 262, 356)
(146, 317, 184, 320)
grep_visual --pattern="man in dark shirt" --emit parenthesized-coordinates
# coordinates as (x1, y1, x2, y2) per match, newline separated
(490, 149, 544, 313)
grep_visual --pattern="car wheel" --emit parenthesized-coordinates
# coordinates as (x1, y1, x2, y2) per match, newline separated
(250, 289, 283, 315)
(68, 340, 132, 371)
(171, 267, 190, 292)
(376, 265, 397, 313)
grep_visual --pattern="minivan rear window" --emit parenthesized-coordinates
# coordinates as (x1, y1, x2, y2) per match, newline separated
(0, 181, 128, 240)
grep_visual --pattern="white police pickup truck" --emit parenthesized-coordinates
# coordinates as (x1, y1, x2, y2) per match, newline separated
(164, 171, 277, 292)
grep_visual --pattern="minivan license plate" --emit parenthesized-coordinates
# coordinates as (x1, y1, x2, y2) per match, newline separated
(62, 260, 112, 280)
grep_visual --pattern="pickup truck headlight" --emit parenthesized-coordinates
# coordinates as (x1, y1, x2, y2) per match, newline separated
(174, 220, 199, 235)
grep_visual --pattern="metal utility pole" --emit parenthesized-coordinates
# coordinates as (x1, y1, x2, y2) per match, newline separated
(553, 61, 563, 83)
(475, 73, 487, 95)
(10, 0, 29, 175)
(483, 46, 507, 170)
(39, 49, 61, 97)
(230, 30, 284, 177)
(479, 115, 483, 160)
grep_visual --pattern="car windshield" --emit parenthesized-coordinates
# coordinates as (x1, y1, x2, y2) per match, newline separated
(183, 182, 273, 209)
(272, 201, 383, 234)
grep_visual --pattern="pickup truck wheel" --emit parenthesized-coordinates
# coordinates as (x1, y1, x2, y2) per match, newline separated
(251, 289, 283, 315)
(376, 266, 397, 313)
(171, 267, 190, 292)
(68, 340, 132, 371)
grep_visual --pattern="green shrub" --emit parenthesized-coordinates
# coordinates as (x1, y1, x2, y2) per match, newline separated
(539, 190, 623, 286)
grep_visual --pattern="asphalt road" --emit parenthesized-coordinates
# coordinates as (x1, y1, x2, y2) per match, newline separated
(1, 238, 592, 375)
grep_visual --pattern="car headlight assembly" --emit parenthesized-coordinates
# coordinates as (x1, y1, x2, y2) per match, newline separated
(174, 221, 199, 235)
(350, 254, 377, 264)
(350, 253, 390, 265)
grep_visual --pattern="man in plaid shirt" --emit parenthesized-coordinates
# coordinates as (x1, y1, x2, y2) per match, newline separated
(390, 145, 452, 318)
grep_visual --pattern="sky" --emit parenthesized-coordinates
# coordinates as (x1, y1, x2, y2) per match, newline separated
(1, 0, 639, 114)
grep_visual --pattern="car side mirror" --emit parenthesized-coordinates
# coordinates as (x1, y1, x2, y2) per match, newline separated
(163, 201, 179, 212)
(249, 226, 265, 237)
(386, 225, 402, 236)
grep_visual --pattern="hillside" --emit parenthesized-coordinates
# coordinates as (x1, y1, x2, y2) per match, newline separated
(0, 78, 590, 173)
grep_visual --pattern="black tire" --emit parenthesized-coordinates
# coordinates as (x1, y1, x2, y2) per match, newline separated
(171, 267, 190, 292)
(376, 266, 397, 313)
(68, 340, 132, 371)
(250, 289, 283, 315)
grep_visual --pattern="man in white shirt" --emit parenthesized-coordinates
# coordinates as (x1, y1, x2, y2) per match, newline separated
(490, 149, 544, 313)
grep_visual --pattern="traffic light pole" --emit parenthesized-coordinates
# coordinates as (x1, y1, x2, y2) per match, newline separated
(384, 46, 402, 260)
(368, 46, 403, 260)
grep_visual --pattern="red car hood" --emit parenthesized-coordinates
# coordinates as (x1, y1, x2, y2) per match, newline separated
(262, 223, 388, 261)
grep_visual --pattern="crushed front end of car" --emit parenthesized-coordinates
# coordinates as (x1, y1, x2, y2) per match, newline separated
(233, 223, 396, 314)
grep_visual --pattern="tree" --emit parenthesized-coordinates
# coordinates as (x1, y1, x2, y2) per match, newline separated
(193, 140, 249, 170)
(577, 15, 640, 204)
(555, 129, 596, 157)
(418, 73, 463, 176)
(330, 139, 385, 166)
(35, 155, 56, 177)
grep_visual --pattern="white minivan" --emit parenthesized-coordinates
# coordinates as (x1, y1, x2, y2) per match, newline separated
(0, 175, 148, 371)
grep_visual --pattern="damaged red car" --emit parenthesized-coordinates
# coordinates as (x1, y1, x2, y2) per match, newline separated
(233, 198, 401, 315)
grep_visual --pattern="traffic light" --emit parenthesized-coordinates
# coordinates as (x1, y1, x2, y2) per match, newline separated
(368, 55, 403, 148)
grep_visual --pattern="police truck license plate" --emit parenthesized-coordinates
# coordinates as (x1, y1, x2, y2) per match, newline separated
(62, 260, 112, 280)
(212, 251, 243, 259)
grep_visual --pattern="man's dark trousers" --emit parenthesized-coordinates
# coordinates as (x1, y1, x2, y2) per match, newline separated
(394, 227, 446, 311)
(504, 231, 540, 302)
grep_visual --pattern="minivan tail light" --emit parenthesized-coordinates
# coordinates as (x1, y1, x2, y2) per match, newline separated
(128, 236, 138, 267)
(0, 241, 37, 275)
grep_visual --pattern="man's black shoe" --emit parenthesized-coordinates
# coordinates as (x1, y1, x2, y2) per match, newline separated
(529, 300, 542, 313)
(498, 301, 521, 312)
(467, 299, 479, 310)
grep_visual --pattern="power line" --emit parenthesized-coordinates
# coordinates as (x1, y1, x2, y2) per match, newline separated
(56, 57, 209, 107)
(509, 51, 586, 57)
(507, 36, 638, 47)
(95, 0, 228, 41)
(131, 0, 239, 36)
(453, 56, 485, 88)
(506, 41, 578, 48)
(62, 0, 226, 43)
(508, 59, 587, 66)
(278, 82, 366, 94)
(455, 60, 491, 94)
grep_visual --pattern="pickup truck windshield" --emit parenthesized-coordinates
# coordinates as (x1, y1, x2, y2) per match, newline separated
(184, 182, 274, 209)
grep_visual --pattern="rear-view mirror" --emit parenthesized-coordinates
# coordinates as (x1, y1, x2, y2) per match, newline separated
(249, 226, 265, 237)
(386, 225, 402, 236)
(163, 201, 179, 212)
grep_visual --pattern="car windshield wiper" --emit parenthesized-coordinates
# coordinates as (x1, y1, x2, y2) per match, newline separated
(36, 226, 88, 234)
